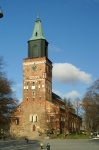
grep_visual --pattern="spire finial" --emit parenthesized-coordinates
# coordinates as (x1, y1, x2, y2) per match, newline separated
(29, 15, 45, 41)
(36, 13, 40, 22)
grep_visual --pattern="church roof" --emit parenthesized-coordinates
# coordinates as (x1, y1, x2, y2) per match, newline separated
(52, 92, 62, 101)
(29, 15, 45, 41)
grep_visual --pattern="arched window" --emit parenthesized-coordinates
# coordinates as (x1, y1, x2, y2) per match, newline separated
(32, 92, 35, 95)
(33, 82, 35, 86)
(33, 114, 38, 122)
(35, 32, 37, 36)
(15, 118, 19, 125)
(30, 114, 33, 122)
(29, 114, 38, 122)
(33, 97, 35, 101)
(32, 45, 39, 58)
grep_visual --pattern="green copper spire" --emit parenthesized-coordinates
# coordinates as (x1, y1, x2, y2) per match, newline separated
(29, 16, 45, 41)
(28, 16, 48, 58)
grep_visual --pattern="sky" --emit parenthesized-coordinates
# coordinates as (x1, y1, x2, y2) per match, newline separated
(0, 0, 99, 103)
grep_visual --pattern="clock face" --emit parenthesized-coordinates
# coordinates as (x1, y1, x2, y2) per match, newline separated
(32, 65, 37, 71)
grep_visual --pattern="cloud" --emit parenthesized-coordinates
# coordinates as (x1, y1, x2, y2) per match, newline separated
(65, 90, 80, 99)
(53, 63, 92, 84)
(52, 89, 80, 100)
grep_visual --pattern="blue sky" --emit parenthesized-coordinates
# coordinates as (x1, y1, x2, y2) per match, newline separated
(0, 0, 99, 102)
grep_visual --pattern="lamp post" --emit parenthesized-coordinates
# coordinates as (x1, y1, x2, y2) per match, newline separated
(0, 7, 3, 18)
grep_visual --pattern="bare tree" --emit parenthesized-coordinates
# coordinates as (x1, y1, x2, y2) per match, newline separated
(73, 97, 82, 134)
(73, 97, 82, 116)
(0, 57, 18, 134)
(82, 79, 99, 133)
(64, 97, 74, 109)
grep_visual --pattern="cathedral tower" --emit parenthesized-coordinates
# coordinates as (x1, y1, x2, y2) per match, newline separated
(23, 16, 52, 104)
(10, 16, 82, 138)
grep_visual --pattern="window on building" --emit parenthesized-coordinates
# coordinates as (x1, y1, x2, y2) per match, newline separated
(33, 82, 35, 86)
(50, 116, 54, 123)
(30, 115, 33, 122)
(32, 92, 35, 96)
(36, 116, 37, 122)
(35, 32, 37, 36)
(32, 116, 33, 122)
(39, 97, 41, 100)
(27, 97, 28, 101)
(61, 117, 65, 121)
(33, 97, 35, 101)
(15, 118, 19, 125)
(30, 114, 38, 122)
(33, 114, 38, 122)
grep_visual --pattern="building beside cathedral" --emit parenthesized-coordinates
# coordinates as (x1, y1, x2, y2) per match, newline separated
(10, 16, 82, 139)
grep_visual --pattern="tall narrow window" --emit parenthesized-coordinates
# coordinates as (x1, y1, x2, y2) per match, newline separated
(32, 116, 33, 122)
(30, 115, 33, 122)
(35, 32, 37, 36)
(32, 92, 35, 96)
(50, 116, 54, 123)
(33, 82, 35, 86)
(36, 116, 37, 122)
(33, 114, 38, 122)
(16, 119, 19, 125)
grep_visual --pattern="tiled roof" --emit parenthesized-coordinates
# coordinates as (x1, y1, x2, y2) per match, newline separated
(52, 92, 62, 100)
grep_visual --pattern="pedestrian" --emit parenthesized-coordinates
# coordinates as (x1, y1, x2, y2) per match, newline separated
(46, 143, 50, 150)
(25, 137, 29, 143)
(40, 142, 44, 149)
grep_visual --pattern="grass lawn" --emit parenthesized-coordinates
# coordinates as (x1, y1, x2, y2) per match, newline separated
(49, 133, 89, 139)
(58, 134, 89, 139)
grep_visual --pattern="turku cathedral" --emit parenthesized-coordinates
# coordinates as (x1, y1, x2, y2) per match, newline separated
(10, 16, 82, 139)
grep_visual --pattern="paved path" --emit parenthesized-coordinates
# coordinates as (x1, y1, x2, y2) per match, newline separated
(0, 139, 99, 150)
(0, 140, 39, 150)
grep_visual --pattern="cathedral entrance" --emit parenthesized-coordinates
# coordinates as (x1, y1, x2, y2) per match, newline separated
(33, 124, 36, 131)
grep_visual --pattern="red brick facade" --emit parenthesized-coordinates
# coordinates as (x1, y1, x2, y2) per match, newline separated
(10, 17, 82, 139)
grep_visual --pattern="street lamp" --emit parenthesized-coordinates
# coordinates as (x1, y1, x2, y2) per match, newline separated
(0, 7, 3, 18)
